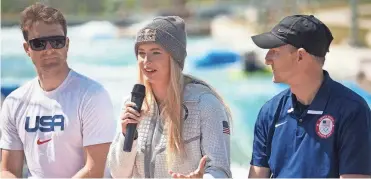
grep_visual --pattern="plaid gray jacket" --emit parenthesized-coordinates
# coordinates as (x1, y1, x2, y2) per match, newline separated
(107, 83, 232, 178)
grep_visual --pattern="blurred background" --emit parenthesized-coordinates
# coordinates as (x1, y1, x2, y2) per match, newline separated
(1, 0, 371, 177)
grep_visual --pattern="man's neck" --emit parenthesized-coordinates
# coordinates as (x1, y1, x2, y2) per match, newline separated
(38, 64, 70, 92)
(290, 71, 324, 105)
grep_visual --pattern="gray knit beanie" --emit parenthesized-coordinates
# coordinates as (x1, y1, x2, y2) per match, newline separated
(134, 16, 187, 70)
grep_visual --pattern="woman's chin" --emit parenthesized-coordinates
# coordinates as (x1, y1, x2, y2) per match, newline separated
(144, 76, 155, 84)
(144, 76, 169, 86)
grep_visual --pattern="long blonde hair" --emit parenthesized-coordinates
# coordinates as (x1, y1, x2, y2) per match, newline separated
(138, 57, 232, 165)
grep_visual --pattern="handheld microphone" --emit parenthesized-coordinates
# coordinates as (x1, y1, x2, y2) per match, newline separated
(123, 84, 146, 152)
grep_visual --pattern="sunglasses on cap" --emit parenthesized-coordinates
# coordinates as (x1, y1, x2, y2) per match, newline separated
(28, 35, 67, 51)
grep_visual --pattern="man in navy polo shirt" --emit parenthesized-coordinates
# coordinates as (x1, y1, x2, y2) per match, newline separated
(248, 15, 371, 178)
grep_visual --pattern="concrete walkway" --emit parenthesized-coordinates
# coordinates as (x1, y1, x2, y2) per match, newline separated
(323, 45, 371, 81)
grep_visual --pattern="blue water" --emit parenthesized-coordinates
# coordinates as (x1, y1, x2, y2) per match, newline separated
(2, 23, 371, 167)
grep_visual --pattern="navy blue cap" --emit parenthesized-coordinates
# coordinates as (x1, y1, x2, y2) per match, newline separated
(251, 15, 334, 57)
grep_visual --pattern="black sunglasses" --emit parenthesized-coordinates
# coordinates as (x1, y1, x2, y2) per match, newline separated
(28, 35, 67, 51)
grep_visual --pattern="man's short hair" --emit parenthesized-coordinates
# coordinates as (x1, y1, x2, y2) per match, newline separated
(20, 3, 67, 41)
(288, 45, 325, 65)
(311, 54, 325, 65)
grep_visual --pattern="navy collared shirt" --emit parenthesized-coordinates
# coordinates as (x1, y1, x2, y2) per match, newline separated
(250, 70, 371, 178)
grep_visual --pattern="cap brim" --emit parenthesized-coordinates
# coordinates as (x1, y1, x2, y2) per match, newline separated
(251, 32, 287, 49)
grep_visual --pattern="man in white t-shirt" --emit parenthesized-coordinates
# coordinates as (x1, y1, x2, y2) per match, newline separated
(0, 3, 116, 178)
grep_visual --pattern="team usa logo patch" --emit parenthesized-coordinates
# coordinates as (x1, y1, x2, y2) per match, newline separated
(316, 115, 335, 138)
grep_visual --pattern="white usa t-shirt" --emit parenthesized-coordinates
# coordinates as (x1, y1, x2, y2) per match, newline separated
(0, 69, 116, 178)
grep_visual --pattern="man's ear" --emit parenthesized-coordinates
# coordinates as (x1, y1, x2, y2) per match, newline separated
(297, 48, 307, 62)
(23, 42, 31, 57)
(65, 37, 70, 52)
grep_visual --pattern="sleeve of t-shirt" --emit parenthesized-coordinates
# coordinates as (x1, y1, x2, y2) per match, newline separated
(80, 85, 117, 147)
(338, 103, 371, 175)
(0, 97, 23, 150)
(250, 107, 270, 168)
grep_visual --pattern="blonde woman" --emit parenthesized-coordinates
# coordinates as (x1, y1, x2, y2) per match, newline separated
(107, 16, 232, 178)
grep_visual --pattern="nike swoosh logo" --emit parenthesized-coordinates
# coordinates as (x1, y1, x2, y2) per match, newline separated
(37, 138, 52, 145)
(275, 121, 287, 128)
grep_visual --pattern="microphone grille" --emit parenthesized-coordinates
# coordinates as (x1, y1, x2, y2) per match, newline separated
(132, 84, 146, 96)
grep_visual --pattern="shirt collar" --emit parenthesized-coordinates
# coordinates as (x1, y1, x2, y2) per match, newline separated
(287, 70, 333, 115)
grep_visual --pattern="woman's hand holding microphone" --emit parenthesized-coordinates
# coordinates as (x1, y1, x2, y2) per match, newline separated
(120, 102, 144, 135)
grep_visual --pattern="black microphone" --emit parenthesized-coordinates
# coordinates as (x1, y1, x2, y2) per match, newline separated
(123, 84, 146, 152)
